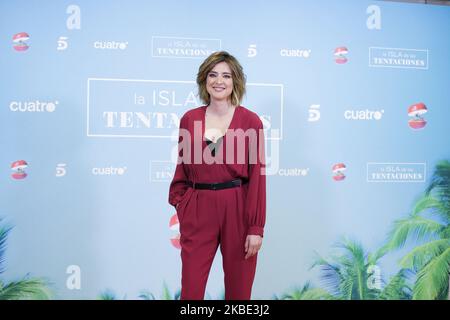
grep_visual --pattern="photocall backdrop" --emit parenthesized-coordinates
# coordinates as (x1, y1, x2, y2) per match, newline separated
(1, 0, 449, 299)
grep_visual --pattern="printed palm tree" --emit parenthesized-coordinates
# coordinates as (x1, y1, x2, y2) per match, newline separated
(139, 284, 224, 300)
(377, 269, 413, 300)
(311, 237, 412, 300)
(274, 282, 335, 300)
(383, 160, 450, 300)
(100, 283, 225, 300)
(99, 282, 181, 300)
(139, 282, 181, 300)
(98, 289, 125, 300)
(139, 283, 225, 300)
(0, 219, 51, 300)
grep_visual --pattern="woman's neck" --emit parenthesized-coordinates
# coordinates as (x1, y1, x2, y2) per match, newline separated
(208, 99, 235, 116)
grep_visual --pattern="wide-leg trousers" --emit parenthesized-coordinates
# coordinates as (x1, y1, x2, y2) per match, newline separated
(176, 185, 258, 300)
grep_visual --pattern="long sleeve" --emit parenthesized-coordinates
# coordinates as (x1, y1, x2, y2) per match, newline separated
(245, 117, 266, 237)
(168, 115, 189, 209)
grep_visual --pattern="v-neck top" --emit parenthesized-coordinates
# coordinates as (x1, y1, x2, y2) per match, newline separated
(168, 105, 266, 237)
(205, 136, 223, 156)
(203, 105, 238, 143)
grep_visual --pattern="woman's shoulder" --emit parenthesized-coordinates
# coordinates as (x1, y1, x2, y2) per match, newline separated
(180, 105, 206, 122)
(238, 105, 263, 128)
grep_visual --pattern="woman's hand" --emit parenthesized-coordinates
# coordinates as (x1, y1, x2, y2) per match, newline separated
(244, 235, 263, 259)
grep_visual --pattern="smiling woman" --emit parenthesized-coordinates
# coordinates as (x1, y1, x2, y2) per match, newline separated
(168, 51, 266, 300)
(197, 51, 246, 108)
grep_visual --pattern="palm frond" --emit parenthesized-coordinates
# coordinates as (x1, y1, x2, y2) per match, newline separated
(379, 269, 413, 300)
(368, 245, 389, 265)
(311, 254, 342, 296)
(138, 290, 156, 300)
(425, 160, 450, 222)
(312, 238, 381, 300)
(337, 238, 372, 300)
(440, 226, 450, 239)
(412, 194, 449, 223)
(425, 160, 450, 195)
(340, 275, 354, 300)
(399, 239, 450, 270)
(280, 282, 312, 299)
(0, 223, 12, 275)
(301, 287, 336, 300)
(98, 289, 117, 300)
(385, 216, 444, 251)
(0, 278, 51, 300)
(413, 247, 450, 300)
(174, 288, 181, 300)
(161, 282, 172, 300)
(280, 282, 335, 300)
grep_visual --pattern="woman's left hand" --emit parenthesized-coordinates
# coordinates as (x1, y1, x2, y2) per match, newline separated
(244, 235, 263, 259)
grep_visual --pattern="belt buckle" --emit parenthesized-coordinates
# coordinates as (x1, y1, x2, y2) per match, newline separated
(192, 182, 196, 189)
(212, 183, 217, 190)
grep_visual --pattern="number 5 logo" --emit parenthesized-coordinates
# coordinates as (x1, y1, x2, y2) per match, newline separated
(56, 163, 67, 177)
(248, 44, 257, 58)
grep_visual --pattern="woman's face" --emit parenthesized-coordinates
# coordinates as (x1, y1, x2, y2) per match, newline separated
(206, 61, 233, 103)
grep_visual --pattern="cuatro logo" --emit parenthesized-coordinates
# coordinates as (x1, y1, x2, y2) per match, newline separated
(169, 213, 181, 249)
(332, 163, 346, 181)
(11, 160, 28, 179)
(408, 102, 428, 130)
(13, 32, 30, 51)
(334, 46, 348, 64)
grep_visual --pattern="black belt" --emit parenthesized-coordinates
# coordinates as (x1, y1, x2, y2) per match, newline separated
(187, 179, 247, 190)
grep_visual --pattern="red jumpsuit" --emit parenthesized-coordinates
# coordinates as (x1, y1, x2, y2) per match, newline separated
(168, 105, 266, 300)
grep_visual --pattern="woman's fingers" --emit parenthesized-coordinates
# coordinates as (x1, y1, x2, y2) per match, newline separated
(244, 235, 263, 259)
(245, 244, 257, 259)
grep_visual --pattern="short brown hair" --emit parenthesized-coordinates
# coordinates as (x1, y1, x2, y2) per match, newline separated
(197, 51, 246, 106)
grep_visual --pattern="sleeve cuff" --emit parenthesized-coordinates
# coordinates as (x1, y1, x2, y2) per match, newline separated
(247, 226, 264, 237)
(169, 195, 182, 209)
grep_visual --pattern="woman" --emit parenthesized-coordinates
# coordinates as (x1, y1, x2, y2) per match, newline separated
(168, 51, 266, 300)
